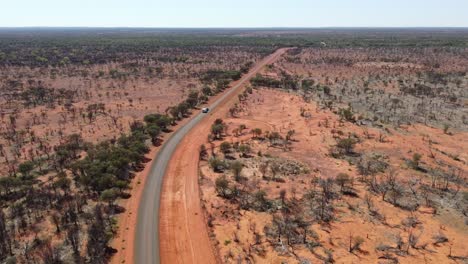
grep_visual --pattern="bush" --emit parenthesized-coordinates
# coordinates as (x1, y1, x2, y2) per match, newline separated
(357, 153, 388, 176)
(211, 119, 226, 139)
(146, 124, 161, 145)
(209, 157, 228, 172)
(238, 144, 251, 157)
(144, 114, 172, 131)
(230, 161, 243, 181)
(432, 232, 449, 245)
(220, 141, 232, 155)
(215, 176, 230, 198)
(253, 190, 271, 211)
(350, 236, 365, 252)
(250, 74, 282, 88)
(18, 161, 35, 176)
(336, 173, 351, 192)
(199, 145, 208, 160)
(202, 86, 212, 96)
(338, 107, 355, 122)
(336, 138, 356, 155)
(408, 153, 422, 169)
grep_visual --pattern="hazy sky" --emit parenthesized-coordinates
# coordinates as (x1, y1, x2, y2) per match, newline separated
(2, 0, 467, 27)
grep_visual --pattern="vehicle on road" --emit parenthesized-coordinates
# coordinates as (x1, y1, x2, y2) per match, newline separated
(135, 48, 288, 264)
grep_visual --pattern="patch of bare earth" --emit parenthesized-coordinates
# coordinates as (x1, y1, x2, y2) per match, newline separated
(158, 49, 289, 264)
(199, 88, 467, 263)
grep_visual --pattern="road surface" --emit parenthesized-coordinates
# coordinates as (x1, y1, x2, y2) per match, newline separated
(135, 48, 288, 264)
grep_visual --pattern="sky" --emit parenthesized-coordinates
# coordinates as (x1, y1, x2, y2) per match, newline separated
(1, 0, 467, 28)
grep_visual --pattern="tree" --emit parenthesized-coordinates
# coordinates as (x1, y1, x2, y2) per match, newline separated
(220, 141, 232, 156)
(231, 161, 243, 182)
(279, 189, 287, 207)
(409, 153, 422, 169)
(202, 86, 212, 96)
(295, 216, 311, 244)
(238, 144, 251, 157)
(270, 161, 281, 181)
(349, 234, 365, 253)
(268, 132, 282, 146)
(51, 212, 61, 234)
(100, 189, 119, 209)
(0, 209, 12, 259)
(0, 176, 19, 197)
(338, 107, 355, 122)
(378, 169, 398, 202)
(388, 183, 404, 206)
(238, 124, 246, 132)
(18, 160, 34, 177)
(178, 102, 190, 116)
(53, 174, 71, 194)
(209, 157, 227, 173)
(87, 205, 110, 263)
(443, 124, 450, 134)
(211, 120, 225, 139)
(144, 114, 171, 131)
(336, 138, 356, 155)
(67, 225, 81, 257)
(253, 190, 270, 211)
(286, 130, 295, 142)
(129, 121, 146, 134)
(357, 153, 388, 178)
(199, 145, 208, 160)
(38, 242, 63, 264)
(251, 128, 262, 138)
(146, 124, 161, 145)
(185, 90, 199, 108)
(215, 176, 230, 198)
(336, 173, 351, 192)
(169, 106, 181, 121)
(259, 161, 269, 178)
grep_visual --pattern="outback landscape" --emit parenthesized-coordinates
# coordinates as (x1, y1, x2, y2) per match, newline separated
(199, 34, 468, 263)
(0, 28, 466, 264)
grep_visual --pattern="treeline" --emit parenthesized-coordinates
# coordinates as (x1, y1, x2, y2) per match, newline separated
(0, 53, 254, 262)
(201, 70, 242, 84)
(0, 35, 274, 67)
(1, 29, 467, 67)
(250, 73, 300, 90)
(0, 103, 185, 262)
(168, 65, 253, 122)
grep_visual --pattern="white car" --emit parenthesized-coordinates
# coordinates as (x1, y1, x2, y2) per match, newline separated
(202, 107, 210, 113)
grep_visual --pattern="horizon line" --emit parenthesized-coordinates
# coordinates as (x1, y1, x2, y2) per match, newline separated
(1, 26, 468, 29)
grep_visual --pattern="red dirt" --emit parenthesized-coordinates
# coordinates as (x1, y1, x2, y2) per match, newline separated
(199, 88, 467, 263)
(109, 106, 212, 264)
(110, 147, 157, 264)
(158, 49, 288, 264)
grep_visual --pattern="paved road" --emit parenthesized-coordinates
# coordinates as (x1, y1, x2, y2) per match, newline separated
(135, 48, 287, 264)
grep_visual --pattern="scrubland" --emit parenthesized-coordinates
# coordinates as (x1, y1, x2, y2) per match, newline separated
(199, 43, 467, 263)
(0, 28, 466, 263)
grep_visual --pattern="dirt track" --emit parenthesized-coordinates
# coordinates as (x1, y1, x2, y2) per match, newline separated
(133, 48, 288, 264)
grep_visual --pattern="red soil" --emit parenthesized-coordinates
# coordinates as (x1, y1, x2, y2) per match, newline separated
(158, 49, 288, 264)
(199, 88, 467, 263)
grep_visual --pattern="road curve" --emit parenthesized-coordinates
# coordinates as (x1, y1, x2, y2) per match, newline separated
(135, 48, 288, 264)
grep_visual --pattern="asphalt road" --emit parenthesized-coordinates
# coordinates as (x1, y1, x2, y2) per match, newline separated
(134, 48, 286, 264)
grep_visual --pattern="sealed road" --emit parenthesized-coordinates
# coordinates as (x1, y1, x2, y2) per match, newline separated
(135, 48, 288, 264)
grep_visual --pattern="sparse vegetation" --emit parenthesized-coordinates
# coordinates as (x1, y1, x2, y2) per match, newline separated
(2, 28, 467, 264)
(198, 32, 467, 262)
(0, 29, 268, 263)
